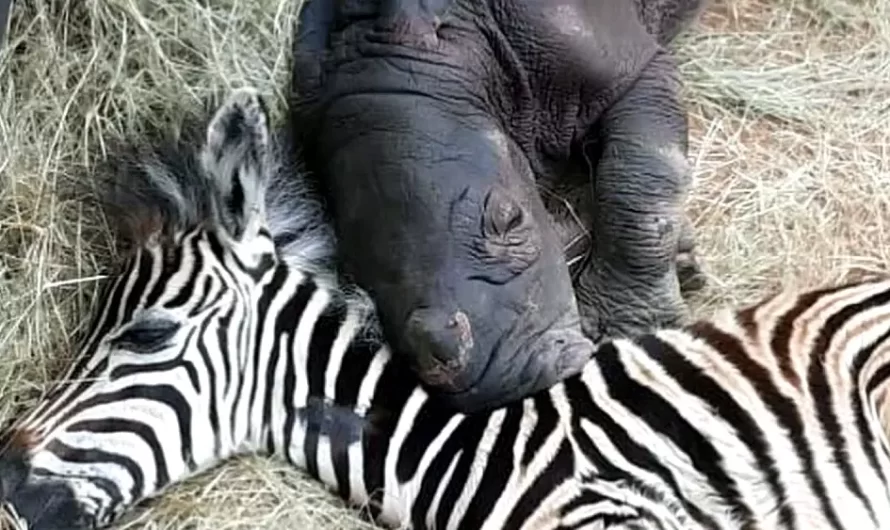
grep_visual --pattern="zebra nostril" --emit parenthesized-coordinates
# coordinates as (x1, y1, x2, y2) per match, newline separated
(0, 441, 32, 500)
(5, 476, 93, 529)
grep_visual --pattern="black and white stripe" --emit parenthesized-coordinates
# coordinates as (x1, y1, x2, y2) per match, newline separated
(3, 87, 890, 530)
(12, 231, 890, 529)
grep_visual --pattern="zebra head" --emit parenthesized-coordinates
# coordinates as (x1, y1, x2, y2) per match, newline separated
(0, 88, 333, 529)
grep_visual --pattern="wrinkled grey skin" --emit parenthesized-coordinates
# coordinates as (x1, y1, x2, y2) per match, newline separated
(290, 0, 707, 412)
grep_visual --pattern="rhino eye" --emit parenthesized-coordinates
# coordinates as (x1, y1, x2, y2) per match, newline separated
(112, 319, 181, 354)
(482, 187, 528, 238)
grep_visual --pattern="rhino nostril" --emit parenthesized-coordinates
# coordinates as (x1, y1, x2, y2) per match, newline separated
(404, 308, 475, 391)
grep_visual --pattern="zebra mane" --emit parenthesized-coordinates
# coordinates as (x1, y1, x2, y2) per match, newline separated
(94, 97, 338, 283)
(91, 90, 382, 340)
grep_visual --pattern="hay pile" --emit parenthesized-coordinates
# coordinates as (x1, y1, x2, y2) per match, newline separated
(679, 0, 890, 310)
(0, 0, 887, 528)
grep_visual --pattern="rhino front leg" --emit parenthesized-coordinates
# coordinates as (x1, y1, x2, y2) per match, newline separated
(677, 212, 706, 294)
(577, 49, 704, 341)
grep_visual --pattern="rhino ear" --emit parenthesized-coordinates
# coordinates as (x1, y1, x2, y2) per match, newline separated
(291, 0, 334, 108)
(200, 87, 271, 242)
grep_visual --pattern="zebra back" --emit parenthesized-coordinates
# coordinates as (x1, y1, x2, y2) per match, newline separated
(555, 277, 890, 528)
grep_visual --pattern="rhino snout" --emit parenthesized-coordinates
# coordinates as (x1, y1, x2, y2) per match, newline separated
(404, 307, 477, 393)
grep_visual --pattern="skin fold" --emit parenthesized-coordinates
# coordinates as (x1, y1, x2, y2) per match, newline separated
(290, 0, 708, 412)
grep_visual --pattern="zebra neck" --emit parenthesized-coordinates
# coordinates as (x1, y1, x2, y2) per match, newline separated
(244, 266, 387, 469)
(245, 265, 577, 524)
(249, 266, 471, 520)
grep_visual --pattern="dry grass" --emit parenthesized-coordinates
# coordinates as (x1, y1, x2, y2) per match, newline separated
(678, 0, 890, 312)
(0, 0, 887, 528)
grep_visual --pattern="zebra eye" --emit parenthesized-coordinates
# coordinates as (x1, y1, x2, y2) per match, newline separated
(112, 319, 181, 354)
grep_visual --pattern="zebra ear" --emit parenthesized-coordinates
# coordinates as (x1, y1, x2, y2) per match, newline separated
(200, 87, 271, 241)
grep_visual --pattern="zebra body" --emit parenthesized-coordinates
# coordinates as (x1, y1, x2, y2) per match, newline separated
(1, 88, 890, 530)
(280, 271, 890, 530)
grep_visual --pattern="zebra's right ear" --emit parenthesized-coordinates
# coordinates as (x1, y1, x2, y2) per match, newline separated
(200, 87, 271, 242)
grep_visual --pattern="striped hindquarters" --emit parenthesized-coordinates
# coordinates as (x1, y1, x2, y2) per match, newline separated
(563, 277, 890, 529)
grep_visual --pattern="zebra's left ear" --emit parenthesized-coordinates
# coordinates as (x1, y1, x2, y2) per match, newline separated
(200, 87, 271, 242)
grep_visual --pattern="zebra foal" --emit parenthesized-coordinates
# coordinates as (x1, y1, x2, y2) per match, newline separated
(1, 87, 890, 530)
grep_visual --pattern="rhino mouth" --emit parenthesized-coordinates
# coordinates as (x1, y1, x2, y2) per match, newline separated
(409, 304, 593, 410)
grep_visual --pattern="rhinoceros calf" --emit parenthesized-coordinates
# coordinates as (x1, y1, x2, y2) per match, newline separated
(289, 0, 707, 412)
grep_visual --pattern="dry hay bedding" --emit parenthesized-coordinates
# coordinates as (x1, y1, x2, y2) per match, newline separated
(0, 0, 888, 528)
